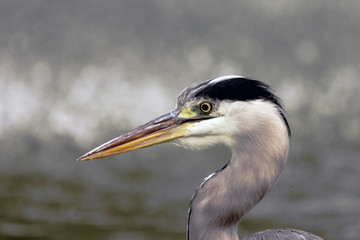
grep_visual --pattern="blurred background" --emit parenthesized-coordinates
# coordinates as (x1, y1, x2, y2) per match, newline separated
(0, 1, 359, 239)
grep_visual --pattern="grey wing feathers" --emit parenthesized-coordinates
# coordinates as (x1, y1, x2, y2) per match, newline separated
(242, 228, 324, 240)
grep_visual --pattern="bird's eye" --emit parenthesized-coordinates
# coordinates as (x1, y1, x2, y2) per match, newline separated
(199, 102, 212, 114)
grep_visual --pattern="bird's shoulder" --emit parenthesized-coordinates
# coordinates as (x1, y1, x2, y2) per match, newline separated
(242, 228, 324, 240)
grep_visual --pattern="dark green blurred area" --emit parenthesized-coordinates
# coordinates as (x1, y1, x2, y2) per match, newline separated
(1, 133, 359, 239)
(1, 1, 359, 240)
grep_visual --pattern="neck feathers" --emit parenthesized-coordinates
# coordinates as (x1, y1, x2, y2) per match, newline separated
(187, 102, 289, 240)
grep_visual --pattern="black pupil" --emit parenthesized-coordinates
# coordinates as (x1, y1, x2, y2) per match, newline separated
(201, 103, 210, 112)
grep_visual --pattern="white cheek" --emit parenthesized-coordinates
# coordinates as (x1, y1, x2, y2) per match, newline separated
(185, 118, 227, 136)
(173, 117, 234, 150)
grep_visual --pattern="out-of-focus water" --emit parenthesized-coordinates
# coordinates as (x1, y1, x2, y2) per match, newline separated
(0, 134, 359, 240)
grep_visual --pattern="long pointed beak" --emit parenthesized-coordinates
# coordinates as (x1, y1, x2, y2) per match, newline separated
(77, 110, 195, 161)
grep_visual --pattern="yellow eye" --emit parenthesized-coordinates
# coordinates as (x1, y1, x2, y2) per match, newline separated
(199, 102, 212, 114)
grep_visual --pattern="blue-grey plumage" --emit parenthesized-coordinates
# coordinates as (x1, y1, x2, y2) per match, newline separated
(243, 228, 323, 240)
(78, 75, 323, 240)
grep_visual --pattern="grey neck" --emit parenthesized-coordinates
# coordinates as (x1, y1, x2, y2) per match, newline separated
(187, 128, 289, 240)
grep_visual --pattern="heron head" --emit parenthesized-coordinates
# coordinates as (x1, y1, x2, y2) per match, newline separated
(78, 75, 290, 161)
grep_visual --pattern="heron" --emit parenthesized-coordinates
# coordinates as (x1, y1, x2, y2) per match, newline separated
(78, 75, 323, 240)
